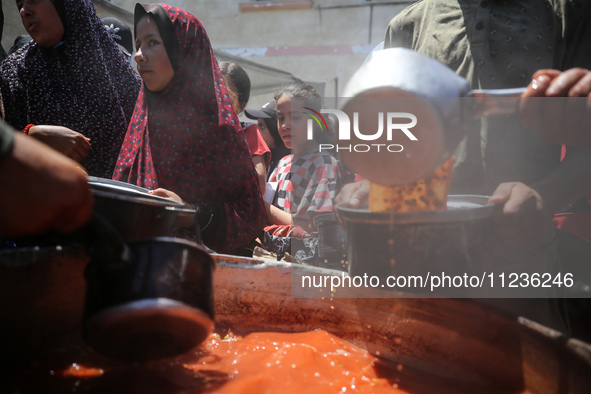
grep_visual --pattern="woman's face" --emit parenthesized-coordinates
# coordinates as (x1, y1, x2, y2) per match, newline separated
(257, 118, 276, 149)
(134, 16, 175, 92)
(17, 0, 64, 48)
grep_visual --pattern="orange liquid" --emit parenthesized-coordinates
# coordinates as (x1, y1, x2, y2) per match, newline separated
(186, 329, 408, 394)
(3, 329, 407, 393)
(3, 327, 531, 393)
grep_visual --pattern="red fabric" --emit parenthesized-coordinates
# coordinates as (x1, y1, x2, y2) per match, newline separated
(112, 4, 264, 252)
(553, 213, 591, 242)
(264, 224, 310, 239)
(243, 123, 270, 166)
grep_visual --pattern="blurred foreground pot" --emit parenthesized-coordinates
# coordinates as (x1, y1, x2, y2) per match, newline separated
(1, 249, 591, 393)
(83, 237, 214, 362)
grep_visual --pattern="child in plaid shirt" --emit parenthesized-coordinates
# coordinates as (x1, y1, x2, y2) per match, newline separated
(266, 83, 343, 234)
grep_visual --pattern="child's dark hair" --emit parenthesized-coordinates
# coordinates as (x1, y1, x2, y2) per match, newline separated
(275, 82, 335, 151)
(274, 82, 321, 112)
(219, 62, 251, 104)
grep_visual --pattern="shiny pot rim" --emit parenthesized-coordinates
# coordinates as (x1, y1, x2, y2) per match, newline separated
(336, 195, 501, 225)
(89, 177, 187, 208)
(91, 188, 191, 211)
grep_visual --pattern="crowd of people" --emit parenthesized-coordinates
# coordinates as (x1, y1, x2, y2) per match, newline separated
(0, 0, 348, 256)
(1, 0, 591, 334)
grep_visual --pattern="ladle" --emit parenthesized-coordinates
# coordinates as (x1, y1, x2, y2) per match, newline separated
(339, 47, 526, 186)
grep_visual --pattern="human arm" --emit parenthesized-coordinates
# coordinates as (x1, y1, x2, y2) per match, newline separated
(264, 200, 292, 226)
(334, 179, 370, 209)
(252, 154, 267, 194)
(0, 129, 93, 238)
(489, 146, 591, 249)
(243, 123, 270, 192)
(519, 68, 591, 146)
(27, 125, 91, 163)
(150, 187, 229, 245)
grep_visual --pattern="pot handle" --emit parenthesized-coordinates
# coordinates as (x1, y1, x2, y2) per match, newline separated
(164, 206, 201, 244)
(467, 87, 526, 118)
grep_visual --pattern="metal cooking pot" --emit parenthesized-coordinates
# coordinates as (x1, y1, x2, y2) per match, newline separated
(339, 47, 525, 186)
(83, 237, 215, 362)
(3, 252, 591, 392)
(336, 195, 500, 295)
(88, 177, 198, 242)
(313, 213, 348, 271)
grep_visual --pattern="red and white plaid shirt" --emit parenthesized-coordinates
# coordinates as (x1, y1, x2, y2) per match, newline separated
(269, 151, 342, 220)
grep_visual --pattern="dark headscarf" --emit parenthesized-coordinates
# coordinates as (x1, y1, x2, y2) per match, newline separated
(0, 0, 141, 178)
(113, 4, 264, 253)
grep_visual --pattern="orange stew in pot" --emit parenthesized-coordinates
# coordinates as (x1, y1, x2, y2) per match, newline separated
(5, 327, 531, 393)
(5, 329, 407, 393)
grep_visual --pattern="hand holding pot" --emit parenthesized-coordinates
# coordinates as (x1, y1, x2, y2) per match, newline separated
(488, 182, 551, 250)
(28, 125, 91, 163)
(0, 133, 93, 237)
(519, 68, 591, 147)
(149, 188, 196, 229)
(334, 179, 370, 210)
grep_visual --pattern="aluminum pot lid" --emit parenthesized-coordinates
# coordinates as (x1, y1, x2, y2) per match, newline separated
(88, 176, 185, 207)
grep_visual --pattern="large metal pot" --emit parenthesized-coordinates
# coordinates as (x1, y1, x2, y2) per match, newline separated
(339, 47, 525, 186)
(3, 251, 591, 393)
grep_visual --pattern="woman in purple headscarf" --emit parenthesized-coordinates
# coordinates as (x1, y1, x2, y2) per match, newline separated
(0, 0, 141, 178)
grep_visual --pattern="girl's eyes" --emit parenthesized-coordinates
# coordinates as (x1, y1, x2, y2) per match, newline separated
(135, 39, 161, 51)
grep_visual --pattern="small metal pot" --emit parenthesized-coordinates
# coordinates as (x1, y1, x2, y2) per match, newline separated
(88, 177, 197, 242)
(83, 237, 214, 362)
(336, 195, 499, 293)
(339, 48, 525, 186)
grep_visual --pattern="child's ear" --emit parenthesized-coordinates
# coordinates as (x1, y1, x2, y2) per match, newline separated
(237, 101, 247, 114)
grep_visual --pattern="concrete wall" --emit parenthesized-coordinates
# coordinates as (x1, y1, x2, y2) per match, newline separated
(110, 0, 411, 101)
(1, 0, 413, 109)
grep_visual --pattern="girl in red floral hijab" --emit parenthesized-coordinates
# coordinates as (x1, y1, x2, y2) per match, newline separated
(112, 3, 264, 253)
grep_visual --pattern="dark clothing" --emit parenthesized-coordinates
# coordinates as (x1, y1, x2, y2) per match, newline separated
(0, 121, 14, 160)
(383, 0, 591, 332)
(0, 0, 141, 179)
(8, 36, 32, 56)
(385, 0, 591, 195)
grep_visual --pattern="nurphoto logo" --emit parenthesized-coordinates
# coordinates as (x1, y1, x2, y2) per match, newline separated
(304, 107, 418, 153)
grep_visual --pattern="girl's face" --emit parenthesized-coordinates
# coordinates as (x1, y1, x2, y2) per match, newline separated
(17, 0, 64, 48)
(134, 16, 175, 92)
(276, 95, 314, 155)
(257, 118, 275, 149)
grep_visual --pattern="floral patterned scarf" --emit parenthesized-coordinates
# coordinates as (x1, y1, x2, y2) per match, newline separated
(113, 3, 264, 252)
